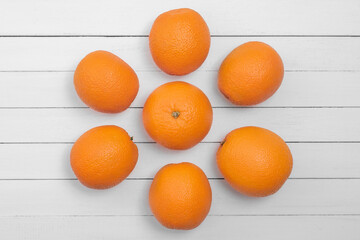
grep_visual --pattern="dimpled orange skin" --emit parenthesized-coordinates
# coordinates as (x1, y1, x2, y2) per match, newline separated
(218, 41, 284, 106)
(149, 8, 210, 76)
(142, 81, 213, 150)
(149, 162, 212, 230)
(70, 125, 138, 189)
(74, 50, 139, 113)
(216, 126, 293, 197)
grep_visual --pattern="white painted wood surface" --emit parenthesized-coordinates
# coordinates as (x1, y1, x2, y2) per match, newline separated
(1, 216, 359, 240)
(0, 0, 359, 239)
(1, 143, 360, 179)
(0, 37, 359, 71)
(1, 179, 360, 215)
(1, 108, 359, 142)
(1, 72, 360, 107)
(0, 0, 359, 35)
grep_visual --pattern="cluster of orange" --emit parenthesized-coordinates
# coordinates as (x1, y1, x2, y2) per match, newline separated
(70, 8, 293, 230)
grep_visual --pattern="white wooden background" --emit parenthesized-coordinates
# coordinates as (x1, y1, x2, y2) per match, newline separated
(0, 0, 360, 239)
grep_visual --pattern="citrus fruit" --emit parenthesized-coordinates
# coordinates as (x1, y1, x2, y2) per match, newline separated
(149, 162, 212, 230)
(216, 126, 293, 197)
(218, 41, 284, 106)
(142, 81, 213, 150)
(74, 50, 139, 113)
(70, 125, 138, 189)
(149, 8, 210, 75)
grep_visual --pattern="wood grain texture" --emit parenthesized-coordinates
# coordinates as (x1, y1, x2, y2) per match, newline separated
(0, 108, 359, 142)
(1, 216, 359, 240)
(0, 0, 359, 35)
(0, 37, 359, 71)
(0, 0, 359, 238)
(1, 143, 360, 179)
(0, 179, 359, 216)
(1, 71, 359, 108)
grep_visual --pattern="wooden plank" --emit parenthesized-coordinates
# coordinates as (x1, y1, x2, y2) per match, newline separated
(0, 37, 359, 71)
(0, 108, 359, 142)
(0, 1, 358, 239)
(0, 179, 359, 216)
(1, 143, 360, 179)
(0, 0, 359, 35)
(1, 71, 360, 108)
(0, 216, 359, 240)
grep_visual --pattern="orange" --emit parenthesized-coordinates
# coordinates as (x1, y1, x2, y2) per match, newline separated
(149, 162, 212, 230)
(142, 81, 213, 150)
(149, 8, 210, 75)
(218, 41, 284, 106)
(216, 126, 293, 197)
(74, 50, 139, 113)
(70, 125, 138, 189)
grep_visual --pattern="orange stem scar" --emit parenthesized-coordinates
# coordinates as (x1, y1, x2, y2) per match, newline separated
(172, 111, 180, 119)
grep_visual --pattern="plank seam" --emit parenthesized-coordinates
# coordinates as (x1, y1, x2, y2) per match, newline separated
(0, 106, 360, 109)
(0, 35, 360, 38)
(0, 70, 359, 73)
(1, 214, 359, 217)
(0, 178, 359, 181)
(1, 141, 360, 144)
